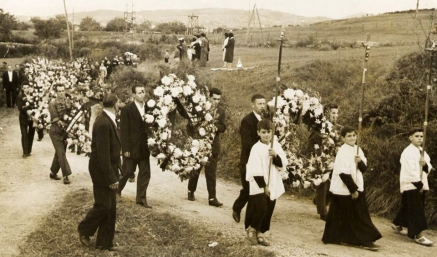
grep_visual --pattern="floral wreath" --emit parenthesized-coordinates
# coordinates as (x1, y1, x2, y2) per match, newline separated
(144, 74, 217, 180)
(267, 86, 337, 189)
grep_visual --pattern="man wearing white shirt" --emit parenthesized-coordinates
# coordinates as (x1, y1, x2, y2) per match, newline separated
(2, 65, 19, 108)
(118, 85, 152, 208)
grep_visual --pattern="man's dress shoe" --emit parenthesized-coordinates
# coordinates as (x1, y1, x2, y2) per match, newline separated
(136, 201, 152, 208)
(78, 231, 90, 247)
(232, 210, 241, 223)
(50, 173, 61, 180)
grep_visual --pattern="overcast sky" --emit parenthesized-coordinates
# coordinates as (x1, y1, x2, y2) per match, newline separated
(1, 0, 436, 19)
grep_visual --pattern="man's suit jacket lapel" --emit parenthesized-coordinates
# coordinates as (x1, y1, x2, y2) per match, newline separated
(130, 101, 144, 123)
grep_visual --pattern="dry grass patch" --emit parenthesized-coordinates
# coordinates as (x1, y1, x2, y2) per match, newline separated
(19, 189, 275, 257)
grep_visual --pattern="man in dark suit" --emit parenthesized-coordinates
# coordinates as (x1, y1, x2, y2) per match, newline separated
(232, 94, 266, 223)
(2, 65, 19, 108)
(16, 82, 36, 157)
(118, 85, 152, 208)
(78, 93, 121, 251)
(187, 88, 226, 207)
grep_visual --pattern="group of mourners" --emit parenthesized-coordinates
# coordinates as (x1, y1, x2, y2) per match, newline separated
(172, 31, 235, 69)
(230, 94, 433, 250)
(5, 49, 434, 252)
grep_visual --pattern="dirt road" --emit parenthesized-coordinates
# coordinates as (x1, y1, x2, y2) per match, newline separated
(0, 107, 435, 257)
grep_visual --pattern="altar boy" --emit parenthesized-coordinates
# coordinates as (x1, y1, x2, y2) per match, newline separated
(244, 119, 288, 246)
(392, 127, 433, 246)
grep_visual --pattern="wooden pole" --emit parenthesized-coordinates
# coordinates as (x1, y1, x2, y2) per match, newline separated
(63, 0, 73, 61)
(267, 29, 285, 186)
(422, 41, 436, 179)
(356, 34, 377, 174)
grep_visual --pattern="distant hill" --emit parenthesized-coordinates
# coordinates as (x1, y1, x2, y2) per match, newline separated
(15, 8, 331, 29)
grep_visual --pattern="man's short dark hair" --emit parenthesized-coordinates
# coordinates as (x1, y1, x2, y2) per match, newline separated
(103, 93, 118, 108)
(131, 84, 145, 94)
(209, 87, 222, 97)
(257, 118, 273, 131)
(340, 126, 356, 137)
(54, 83, 65, 91)
(408, 127, 423, 136)
(251, 94, 265, 103)
(324, 103, 338, 113)
(200, 33, 206, 37)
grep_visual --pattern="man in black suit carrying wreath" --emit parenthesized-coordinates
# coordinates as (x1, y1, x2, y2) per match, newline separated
(118, 85, 152, 208)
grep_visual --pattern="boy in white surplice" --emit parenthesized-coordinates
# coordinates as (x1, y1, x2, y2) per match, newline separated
(244, 119, 288, 246)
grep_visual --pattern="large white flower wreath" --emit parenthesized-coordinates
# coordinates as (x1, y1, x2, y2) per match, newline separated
(268, 87, 336, 189)
(144, 74, 217, 180)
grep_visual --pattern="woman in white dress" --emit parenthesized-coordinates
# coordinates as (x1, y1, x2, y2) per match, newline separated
(222, 33, 229, 68)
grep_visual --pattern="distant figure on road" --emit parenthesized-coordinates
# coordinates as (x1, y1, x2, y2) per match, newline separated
(222, 33, 229, 68)
(224, 32, 235, 69)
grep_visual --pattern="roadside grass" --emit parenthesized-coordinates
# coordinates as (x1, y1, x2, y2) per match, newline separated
(19, 189, 275, 257)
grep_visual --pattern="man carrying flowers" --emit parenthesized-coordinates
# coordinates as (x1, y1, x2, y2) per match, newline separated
(48, 84, 73, 185)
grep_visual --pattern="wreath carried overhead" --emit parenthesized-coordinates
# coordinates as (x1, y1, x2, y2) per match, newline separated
(144, 74, 217, 181)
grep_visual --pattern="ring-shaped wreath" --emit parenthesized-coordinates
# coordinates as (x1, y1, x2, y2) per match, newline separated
(144, 74, 217, 181)
(267, 86, 336, 189)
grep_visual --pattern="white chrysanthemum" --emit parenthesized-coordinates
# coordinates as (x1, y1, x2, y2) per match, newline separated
(204, 101, 212, 111)
(160, 106, 169, 116)
(312, 177, 323, 186)
(192, 93, 200, 103)
(204, 113, 213, 122)
(303, 181, 312, 188)
(191, 147, 199, 155)
(156, 153, 167, 160)
(283, 88, 295, 99)
(161, 132, 168, 140)
(195, 105, 202, 112)
(157, 118, 167, 128)
(173, 148, 183, 158)
(292, 180, 300, 188)
(78, 124, 85, 131)
(154, 86, 165, 97)
(183, 85, 193, 96)
(171, 164, 181, 171)
(192, 139, 200, 147)
(163, 94, 173, 105)
(198, 127, 206, 136)
(171, 87, 180, 97)
(144, 114, 154, 123)
(187, 74, 195, 82)
(147, 99, 156, 108)
(314, 105, 323, 116)
(187, 80, 196, 89)
(295, 89, 304, 98)
(161, 76, 174, 86)
(147, 138, 156, 145)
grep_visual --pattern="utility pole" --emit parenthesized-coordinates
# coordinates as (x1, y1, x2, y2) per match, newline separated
(63, 0, 73, 61)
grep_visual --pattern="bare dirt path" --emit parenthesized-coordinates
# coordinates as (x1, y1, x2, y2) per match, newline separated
(0, 108, 435, 257)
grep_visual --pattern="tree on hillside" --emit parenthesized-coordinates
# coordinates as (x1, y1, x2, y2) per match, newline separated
(79, 16, 102, 31)
(0, 9, 18, 41)
(15, 21, 31, 31)
(155, 21, 186, 34)
(137, 20, 152, 32)
(105, 18, 126, 32)
(31, 15, 69, 39)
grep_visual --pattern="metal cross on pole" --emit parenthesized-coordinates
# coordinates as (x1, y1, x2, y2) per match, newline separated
(421, 36, 437, 180)
(267, 29, 286, 187)
(355, 34, 378, 171)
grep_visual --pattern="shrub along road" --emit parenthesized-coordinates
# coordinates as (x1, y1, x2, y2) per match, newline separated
(0, 107, 435, 256)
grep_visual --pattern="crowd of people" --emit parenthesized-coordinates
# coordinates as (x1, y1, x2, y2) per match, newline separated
(172, 31, 235, 69)
(2, 44, 434, 252)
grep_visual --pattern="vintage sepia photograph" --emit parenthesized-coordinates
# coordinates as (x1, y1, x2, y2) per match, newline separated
(0, 0, 436, 256)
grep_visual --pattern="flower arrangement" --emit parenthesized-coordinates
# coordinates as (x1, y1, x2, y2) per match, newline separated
(267, 85, 338, 189)
(144, 74, 216, 180)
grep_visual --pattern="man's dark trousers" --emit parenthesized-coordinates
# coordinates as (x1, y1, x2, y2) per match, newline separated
(20, 119, 35, 155)
(188, 153, 218, 199)
(78, 186, 116, 248)
(232, 164, 250, 213)
(118, 155, 150, 203)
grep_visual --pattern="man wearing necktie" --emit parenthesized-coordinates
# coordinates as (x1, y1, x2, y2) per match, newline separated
(2, 65, 19, 108)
